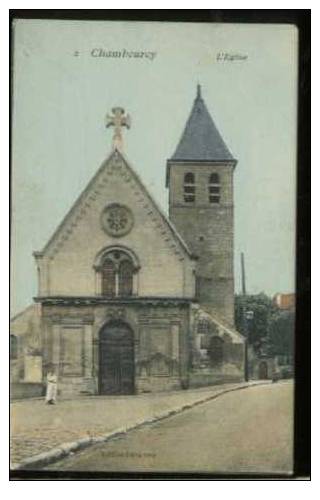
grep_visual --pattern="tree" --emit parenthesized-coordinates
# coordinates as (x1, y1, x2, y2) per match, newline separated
(235, 293, 295, 359)
(268, 309, 295, 358)
(235, 293, 275, 345)
(235, 293, 277, 357)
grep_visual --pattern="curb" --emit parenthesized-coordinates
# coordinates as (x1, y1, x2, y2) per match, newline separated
(11, 380, 271, 470)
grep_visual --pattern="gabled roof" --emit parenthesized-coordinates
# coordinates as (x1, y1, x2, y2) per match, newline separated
(194, 306, 245, 345)
(11, 304, 37, 323)
(170, 85, 235, 162)
(119, 151, 196, 260)
(35, 149, 196, 261)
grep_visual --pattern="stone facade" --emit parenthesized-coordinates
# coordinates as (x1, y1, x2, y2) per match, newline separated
(39, 298, 192, 396)
(189, 306, 244, 387)
(34, 152, 195, 300)
(11, 89, 245, 397)
(166, 87, 237, 325)
(167, 162, 235, 324)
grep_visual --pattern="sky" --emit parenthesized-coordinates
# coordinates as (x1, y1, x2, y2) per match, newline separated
(11, 19, 298, 316)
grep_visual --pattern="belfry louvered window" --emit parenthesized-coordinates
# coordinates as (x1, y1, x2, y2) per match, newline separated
(209, 173, 220, 204)
(184, 172, 195, 203)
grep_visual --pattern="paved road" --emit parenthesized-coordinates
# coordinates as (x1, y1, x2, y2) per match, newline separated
(11, 382, 251, 465)
(46, 381, 294, 474)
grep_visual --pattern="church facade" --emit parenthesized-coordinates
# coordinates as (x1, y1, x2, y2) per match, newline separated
(12, 87, 245, 396)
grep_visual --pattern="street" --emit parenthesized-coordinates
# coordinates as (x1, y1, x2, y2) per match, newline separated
(45, 381, 294, 474)
(11, 382, 251, 466)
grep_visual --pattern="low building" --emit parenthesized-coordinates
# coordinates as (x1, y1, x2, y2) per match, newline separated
(273, 293, 295, 310)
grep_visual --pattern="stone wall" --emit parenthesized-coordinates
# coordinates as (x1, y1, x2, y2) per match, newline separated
(24, 355, 42, 383)
(134, 303, 191, 392)
(188, 307, 245, 388)
(168, 162, 235, 325)
(248, 352, 276, 381)
(10, 360, 23, 383)
(10, 304, 43, 383)
(41, 304, 95, 397)
(11, 382, 45, 400)
(41, 300, 191, 397)
(35, 153, 195, 300)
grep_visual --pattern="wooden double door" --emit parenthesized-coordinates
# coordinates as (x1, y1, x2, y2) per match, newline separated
(99, 321, 135, 395)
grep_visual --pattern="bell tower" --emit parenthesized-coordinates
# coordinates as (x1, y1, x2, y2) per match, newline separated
(166, 86, 237, 324)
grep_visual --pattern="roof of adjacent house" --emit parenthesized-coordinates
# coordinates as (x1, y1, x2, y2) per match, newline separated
(273, 293, 295, 310)
(169, 85, 235, 163)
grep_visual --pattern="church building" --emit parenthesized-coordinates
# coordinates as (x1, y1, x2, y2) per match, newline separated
(11, 86, 245, 396)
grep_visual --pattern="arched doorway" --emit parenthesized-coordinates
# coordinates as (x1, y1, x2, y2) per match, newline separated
(258, 361, 268, 380)
(99, 321, 135, 395)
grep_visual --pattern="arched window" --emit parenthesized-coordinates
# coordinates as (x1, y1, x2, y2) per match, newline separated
(100, 249, 137, 297)
(208, 336, 224, 366)
(209, 173, 220, 204)
(10, 334, 18, 360)
(184, 172, 194, 184)
(102, 259, 116, 297)
(119, 260, 134, 296)
(184, 172, 195, 203)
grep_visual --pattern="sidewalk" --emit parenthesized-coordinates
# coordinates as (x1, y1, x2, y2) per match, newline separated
(11, 381, 268, 469)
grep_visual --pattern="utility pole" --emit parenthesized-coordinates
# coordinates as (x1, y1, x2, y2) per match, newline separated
(241, 252, 246, 296)
(241, 252, 249, 381)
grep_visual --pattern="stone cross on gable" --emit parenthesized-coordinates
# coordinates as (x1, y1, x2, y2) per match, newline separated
(106, 107, 131, 152)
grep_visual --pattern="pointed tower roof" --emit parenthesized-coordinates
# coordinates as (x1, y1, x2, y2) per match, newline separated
(170, 85, 235, 162)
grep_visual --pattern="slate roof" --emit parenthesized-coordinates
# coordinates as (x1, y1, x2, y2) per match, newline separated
(170, 85, 235, 162)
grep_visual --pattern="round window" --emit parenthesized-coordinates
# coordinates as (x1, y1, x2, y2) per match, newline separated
(101, 203, 134, 237)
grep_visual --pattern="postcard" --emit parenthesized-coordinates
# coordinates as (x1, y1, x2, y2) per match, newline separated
(10, 18, 298, 476)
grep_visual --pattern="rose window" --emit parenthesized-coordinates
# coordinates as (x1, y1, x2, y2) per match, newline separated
(101, 204, 134, 237)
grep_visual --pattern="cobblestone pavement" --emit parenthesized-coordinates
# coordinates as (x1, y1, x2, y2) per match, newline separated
(10, 382, 262, 466)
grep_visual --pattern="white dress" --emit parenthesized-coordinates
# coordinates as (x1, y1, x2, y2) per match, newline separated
(45, 373, 57, 402)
